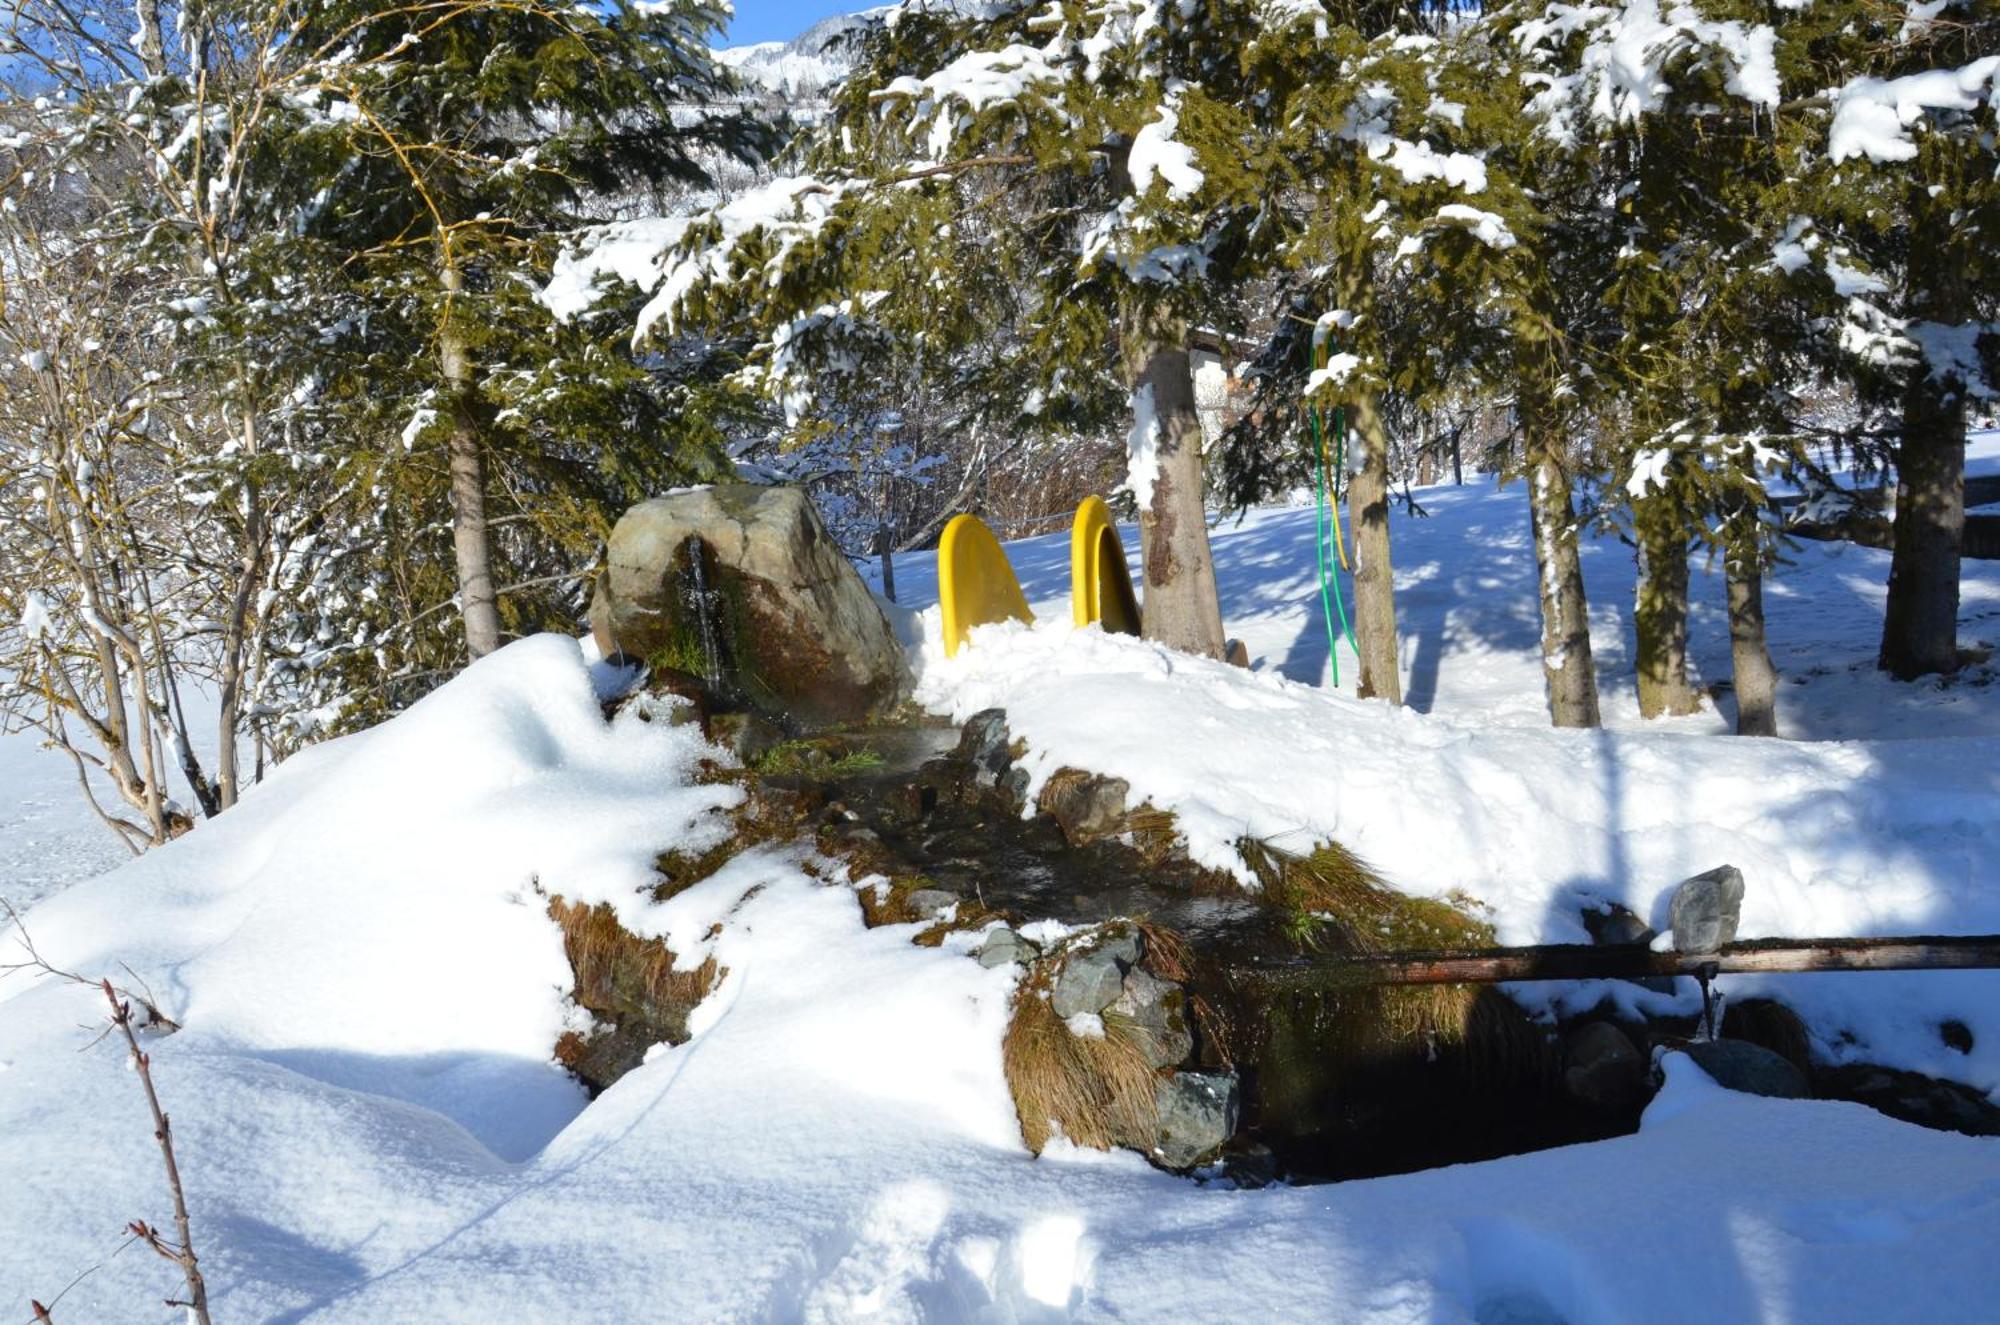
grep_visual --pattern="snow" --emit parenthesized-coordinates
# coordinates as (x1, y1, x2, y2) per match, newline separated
(1435, 202, 1518, 249)
(1124, 382, 1161, 511)
(873, 43, 1062, 159)
(1127, 93, 1205, 201)
(886, 438, 2000, 1090)
(0, 722, 132, 913)
(540, 216, 691, 322)
(5, 446, 2000, 1319)
(1517, 0, 1781, 132)
(1828, 56, 2000, 163)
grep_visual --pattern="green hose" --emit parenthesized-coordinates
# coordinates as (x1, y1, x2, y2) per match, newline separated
(1307, 343, 1362, 686)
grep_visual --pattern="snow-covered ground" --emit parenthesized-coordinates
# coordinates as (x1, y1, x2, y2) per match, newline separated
(4, 444, 2000, 1321)
(0, 726, 135, 911)
(878, 430, 2000, 741)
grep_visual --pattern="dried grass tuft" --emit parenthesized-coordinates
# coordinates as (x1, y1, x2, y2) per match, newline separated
(548, 896, 719, 1030)
(1003, 976, 1162, 1154)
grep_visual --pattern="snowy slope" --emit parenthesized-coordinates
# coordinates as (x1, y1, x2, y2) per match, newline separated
(0, 725, 131, 912)
(878, 429, 2000, 741)
(3, 635, 1998, 1322)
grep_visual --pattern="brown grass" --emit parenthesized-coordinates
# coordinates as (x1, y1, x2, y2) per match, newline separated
(1124, 804, 1185, 867)
(548, 896, 720, 1033)
(1240, 838, 1498, 954)
(1003, 976, 1163, 1154)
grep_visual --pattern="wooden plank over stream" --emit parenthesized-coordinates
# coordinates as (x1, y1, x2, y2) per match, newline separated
(1228, 934, 2000, 991)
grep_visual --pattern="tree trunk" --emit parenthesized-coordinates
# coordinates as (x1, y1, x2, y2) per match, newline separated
(131, 0, 166, 75)
(1879, 190, 1966, 680)
(1633, 494, 1697, 719)
(1878, 367, 1965, 679)
(215, 412, 261, 809)
(1346, 392, 1402, 703)
(440, 258, 503, 660)
(1119, 296, 1226, 659)
(1725, 518, 1778, 737)
(1516, 331, 1601, 728)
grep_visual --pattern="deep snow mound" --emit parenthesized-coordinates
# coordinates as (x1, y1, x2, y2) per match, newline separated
(3, 635, 2000, 1321)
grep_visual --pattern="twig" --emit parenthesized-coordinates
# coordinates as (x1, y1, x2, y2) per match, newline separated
(103, 981, 212, 1325)
(0, 899, 178, 1031)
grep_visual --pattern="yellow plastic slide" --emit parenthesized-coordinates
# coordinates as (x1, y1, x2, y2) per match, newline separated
(1069, 495, 1141, 636)
(938, 513, 1033, 657)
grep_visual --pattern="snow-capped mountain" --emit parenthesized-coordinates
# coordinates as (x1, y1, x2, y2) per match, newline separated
(714, 9, 883, 97)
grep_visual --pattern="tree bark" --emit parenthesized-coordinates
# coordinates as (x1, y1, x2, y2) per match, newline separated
(1879, 191, 1966, 680)
(1119, 296, 1226, 659)
(1516, 330, 1601, 728)
(215, 412, 261, 809)
(440, 258, 503, 660)
(1725, 518, 1779, 737)
(1346, 392, 1401, 703)
(131, 0, 166, 76)
(1633, 494, 1698, 719)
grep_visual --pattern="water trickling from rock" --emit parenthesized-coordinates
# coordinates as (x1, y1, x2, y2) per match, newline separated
(678, 535, 726, 691)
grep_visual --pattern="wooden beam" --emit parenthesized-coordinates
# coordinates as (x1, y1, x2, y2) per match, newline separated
(1227, 935, 2000, 992)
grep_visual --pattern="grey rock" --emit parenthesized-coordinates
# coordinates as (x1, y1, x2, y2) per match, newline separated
(1086, 925, 1144, 970)
(1683, 1038, 1810, 1100)
(999, 766, 1032, 815)
(905, 889, 961, 921)
(1052, 945, 1129, 1018)
(1816, 1062, 2000, 1137)
(1580, 901, 1674, 994)
(976, 927, 1041, 969)
(593, 485, 906, 726)
(1154, 1071, 1239, 1169)
(1037, 769, 1131, 845)
(1669, 865, 1745, 953)
(1581, 900, 1656, 947)
(1562, 1021, 1647, 1112)
(1107, 968, 1194, 1069)
(956, 709, 1012, 784)
(707, 711, 783, 764)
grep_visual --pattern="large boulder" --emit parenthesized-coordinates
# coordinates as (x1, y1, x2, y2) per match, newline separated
(592, 485, 907, 726)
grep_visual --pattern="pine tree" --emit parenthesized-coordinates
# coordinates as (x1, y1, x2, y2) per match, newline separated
(1781, 1, 2000, 679)
(584, 0, 1279, 657)
(1227, 3, 1491, 703)
(264, 0, 770, 661)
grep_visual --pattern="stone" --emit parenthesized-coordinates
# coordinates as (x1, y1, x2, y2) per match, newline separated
(1106, 968, 1194, 1070)
(1037, 768, 1131, 845)
(706, 711, 783, 765)
(1561, 1021, 1647, 1113)
(1815, 1063, 2000, 1137)
(1580, 900, 1656, 947)
(955, 709, 1012, 785)
(904, 889, 961, 921)
(977, 927, 1040, 968)
(592, 484, 906, 726)
(1682, 1038, 1809, 1100)
(1668, 865, 1745, 953)
(1154, 1071, 1239, 1169)
(1051, 944, 1130, 1018)
(1580, 900, 1675, 994)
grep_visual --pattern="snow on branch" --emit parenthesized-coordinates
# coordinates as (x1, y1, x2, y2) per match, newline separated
(871, 42, 1064, 159)
(1827, 56, 2000, 163)
(1517, 0, 1779, 139)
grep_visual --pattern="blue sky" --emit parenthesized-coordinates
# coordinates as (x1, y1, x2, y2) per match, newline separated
(725, 0, 857, 44)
